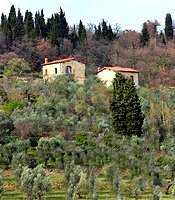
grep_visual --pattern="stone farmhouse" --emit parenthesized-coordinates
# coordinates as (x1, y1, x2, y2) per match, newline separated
(42, 57, 140, 86)
(96, 66, 140, 87)
(42, 57, 86, 84)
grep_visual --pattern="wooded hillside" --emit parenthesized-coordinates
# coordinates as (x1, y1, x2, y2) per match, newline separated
(1, 5, 175, 87)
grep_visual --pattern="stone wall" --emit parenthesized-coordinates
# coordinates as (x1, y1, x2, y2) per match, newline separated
(43, 60, 85, 83)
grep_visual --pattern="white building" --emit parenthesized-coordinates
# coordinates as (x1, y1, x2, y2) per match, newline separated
(96, 66, 140, 87)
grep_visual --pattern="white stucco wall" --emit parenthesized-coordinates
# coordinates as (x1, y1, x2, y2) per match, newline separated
(97, 70, 116, 87)
(97, 70, 139, 86)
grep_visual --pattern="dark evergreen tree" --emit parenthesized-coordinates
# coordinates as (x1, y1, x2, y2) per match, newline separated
(59, 7, 69, 39)
(70, 25, 79, 49)
(2, 15, 13, 44)
(46, 15, 54, 35)
(94, 20, 115, 41)
(1, 13, 6, 30)
(140, 22, 149, 46)
(35, 9, 46, 38)
(110, 73, 144, 137)
(24, 10, 34, 37)
(8, 5, 17, 36)
(160, 31, 166, 45)
(101, 19, 108, 39)
(48, 13, 60, 46)
(34, 11, 40, 37)
(107, 24, 115, 40)
(7, 5, 18, 41)
(14, 8, 25, 38)
(40, 9, 47, 37)
(94, 24, 102, 40)
(165, 13, 174, 41)
(78, 20, 86, 42)
(8, 5, 17, 24)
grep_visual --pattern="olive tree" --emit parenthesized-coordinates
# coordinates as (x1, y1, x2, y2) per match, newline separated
(14, 164, 50, 200)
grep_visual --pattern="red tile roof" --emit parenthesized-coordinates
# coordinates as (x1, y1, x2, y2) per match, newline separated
(97, 66, 140, 73)
(42, 57, 84, 66)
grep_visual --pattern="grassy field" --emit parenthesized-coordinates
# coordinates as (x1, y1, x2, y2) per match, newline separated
(0, 170, 175, 200)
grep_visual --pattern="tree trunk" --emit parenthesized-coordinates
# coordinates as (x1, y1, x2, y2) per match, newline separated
(135, 193, 139, 200)
(77, 192, 82, 199)
(38, 193, 42, 200)
(165, 181, 172, 194)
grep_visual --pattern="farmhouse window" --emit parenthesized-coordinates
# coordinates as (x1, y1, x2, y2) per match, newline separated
(65, 66, 72, 74)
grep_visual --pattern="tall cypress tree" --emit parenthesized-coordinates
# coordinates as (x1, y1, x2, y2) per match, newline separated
(1, 13, 6, 30)
(70, 25, 78, 49)
(95, 20, 115, 41)
(14, 8, 25, 38)
(94, 24, 102, 40)
(48, 13, 60, 46)
(140, 22, 149, 46)
(78, 20, 86, 42)
(165, 13, 174, 41)
(107, 24, 115, 40)
(46, 15, 54, 36)
(1, 13, 12, 44)
(24, 10, 34, 37)
(110, 73, 144, 137)
(40, 9, 47, 37)
(59, 7, 69, 39)
(101, 19, 108, 39)
(35, 9, 46, 38)
(34, 11, 40, 37)
(8, 5, 17, 40)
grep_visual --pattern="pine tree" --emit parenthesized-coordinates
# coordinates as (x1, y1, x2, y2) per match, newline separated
(165, 13, 174, 41)
(140, 22, 149, 46)
(110, 73, 144, 137)
(78, 20, 86, 42)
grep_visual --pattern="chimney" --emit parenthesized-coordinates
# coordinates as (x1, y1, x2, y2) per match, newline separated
(45, 57, 48, 64)
(97, 67, 101, 72)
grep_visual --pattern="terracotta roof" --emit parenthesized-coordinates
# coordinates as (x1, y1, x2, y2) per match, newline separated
(97, 66, 140, 73)
(42, 57, 84, 66)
